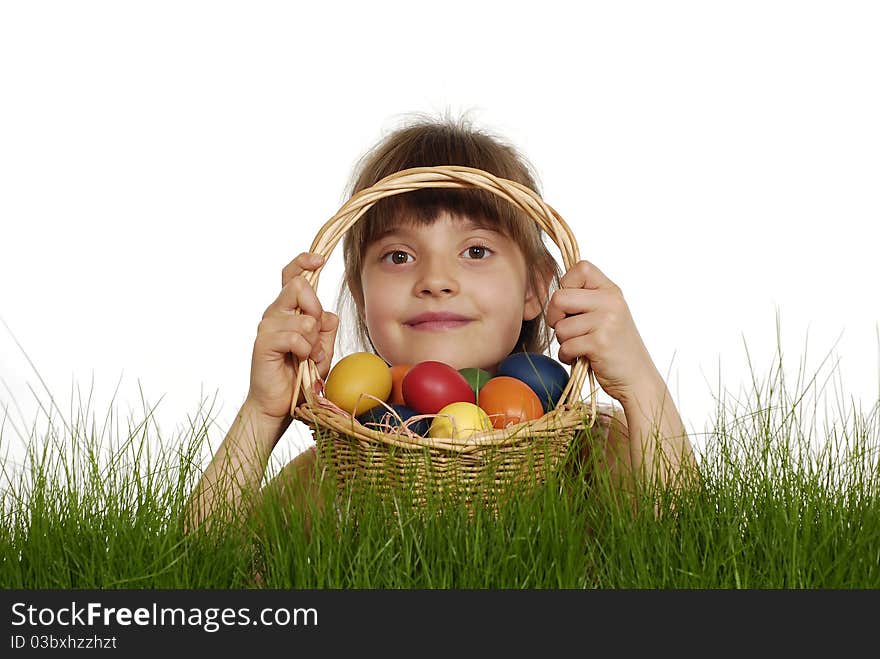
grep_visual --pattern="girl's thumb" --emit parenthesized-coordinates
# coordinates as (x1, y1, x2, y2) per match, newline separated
(320, 311, 340, 331)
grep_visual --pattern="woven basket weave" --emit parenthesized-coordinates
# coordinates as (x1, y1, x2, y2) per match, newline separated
(291, 165, 598, 507)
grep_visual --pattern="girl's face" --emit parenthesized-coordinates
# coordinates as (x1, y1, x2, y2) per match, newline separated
(359, 212, 544, 373)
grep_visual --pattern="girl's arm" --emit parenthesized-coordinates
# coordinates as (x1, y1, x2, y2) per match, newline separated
(184, 400, 290, 532)
(547, 259, 698, 493)
(184, 251, 338, 533)
(617, 373, 697, 490)
(599, 377, 697, 494)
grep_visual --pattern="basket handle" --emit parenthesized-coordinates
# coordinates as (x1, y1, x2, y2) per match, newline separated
(290, 165, 597, 419)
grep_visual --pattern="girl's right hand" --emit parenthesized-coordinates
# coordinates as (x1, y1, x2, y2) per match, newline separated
(246, 252, 339, 424)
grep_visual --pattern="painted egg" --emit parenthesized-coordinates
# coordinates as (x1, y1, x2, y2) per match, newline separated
(356, 403, 430, 436)
(402, 360, 475, 415)
(496, 352, 570, 413)
(388, 364, 412, 406)
(477, 376, 544, 429)
(458, 367, 492, 397)
(429, 402, 493, 440)
(324, 351, 392, 416)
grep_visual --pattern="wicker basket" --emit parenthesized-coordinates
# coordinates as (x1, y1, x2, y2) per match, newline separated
(291, 165, 598, 508)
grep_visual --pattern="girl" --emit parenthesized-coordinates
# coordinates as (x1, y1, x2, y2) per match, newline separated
(185, 114, 697, 530)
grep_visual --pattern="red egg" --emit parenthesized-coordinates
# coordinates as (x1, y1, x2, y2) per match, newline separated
(402, 361, 475, 415)
(477, 376, 544, 429)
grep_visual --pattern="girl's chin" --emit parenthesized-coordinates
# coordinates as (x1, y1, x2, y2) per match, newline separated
(374, 333, 509, 371)
(392, 349, 500, 373)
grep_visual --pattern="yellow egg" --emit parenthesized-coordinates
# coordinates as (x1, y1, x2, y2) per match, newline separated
(324, 352, 392, 416)
(429, 402, 493, 440)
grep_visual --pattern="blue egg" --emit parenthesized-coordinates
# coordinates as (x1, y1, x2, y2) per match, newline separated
(496, 352, 570, 413)
(356, 403, 430, 436)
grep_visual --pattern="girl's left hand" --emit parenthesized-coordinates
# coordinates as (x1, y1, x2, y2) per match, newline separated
(546, 259, 660, 406)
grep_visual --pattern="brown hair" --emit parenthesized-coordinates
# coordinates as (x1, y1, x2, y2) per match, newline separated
(336, 110, 561, 359)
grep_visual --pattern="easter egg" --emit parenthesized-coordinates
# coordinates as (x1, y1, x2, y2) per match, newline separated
(356, 403, 430, 436)
(477, 376, 544, 429)
(324, 351, 392, 416)
(429, 402, 493, 440)
(402, 361, 475, 415)
(389, 364, 412, 406)
(496, 352, 570, 413)
(458, 367, 492, 397)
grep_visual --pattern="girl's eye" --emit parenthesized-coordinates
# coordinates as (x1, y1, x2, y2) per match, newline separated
(381, 250, 413, 265)
(463, 245, 492, 259)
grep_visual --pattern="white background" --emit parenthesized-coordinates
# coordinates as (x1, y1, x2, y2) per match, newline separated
(1, 1, 878, 472)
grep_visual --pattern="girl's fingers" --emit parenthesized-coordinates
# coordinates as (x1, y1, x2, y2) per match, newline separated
(318, 311, 340, 336)
(552, 311, 596, 345)
(264, 274, 324, 320)
(315, 312, 340, 366)
(256, 253, 332, 367)
(546, 288, 604, 328)
(256, 327, 315, 362)
(281, 252, 324, 288)
(557, 335, 595, 366)
(258, 314, 321, 353)
(266, 252, 326, 320)
(558, 259, 618, 292)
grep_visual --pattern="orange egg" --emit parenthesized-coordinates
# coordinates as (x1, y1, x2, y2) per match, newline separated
(389, 364, 412, 406)
(477, 376, 544, 429)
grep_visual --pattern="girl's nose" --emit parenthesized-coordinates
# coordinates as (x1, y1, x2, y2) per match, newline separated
(413, 255, 459, 297)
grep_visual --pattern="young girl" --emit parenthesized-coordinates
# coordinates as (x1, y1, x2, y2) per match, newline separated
(186, 114, 697, 530)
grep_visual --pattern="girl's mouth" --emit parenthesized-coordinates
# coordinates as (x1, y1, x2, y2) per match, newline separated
(405, 312, 473, 331)
(406, 319, 472, 331)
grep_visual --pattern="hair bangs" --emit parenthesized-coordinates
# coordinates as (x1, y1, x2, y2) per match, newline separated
(355, 186, 535, 247)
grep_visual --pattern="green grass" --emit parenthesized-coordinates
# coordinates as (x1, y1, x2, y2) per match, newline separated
(1, 335, 878, 588)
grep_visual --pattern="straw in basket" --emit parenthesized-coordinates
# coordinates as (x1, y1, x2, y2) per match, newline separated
(291, 165, 598, 510)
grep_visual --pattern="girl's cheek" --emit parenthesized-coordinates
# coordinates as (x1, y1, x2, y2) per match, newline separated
(363, 296, 395, 334)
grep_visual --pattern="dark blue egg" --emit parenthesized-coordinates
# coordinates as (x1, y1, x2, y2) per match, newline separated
(496, 352, 570, 413)
(356, 403, 430, 436)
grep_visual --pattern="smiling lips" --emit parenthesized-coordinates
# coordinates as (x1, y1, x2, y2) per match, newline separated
(405, 312, 473, 331)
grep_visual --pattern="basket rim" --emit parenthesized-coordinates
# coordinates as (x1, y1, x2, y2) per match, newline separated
(291, 164, 597, 442)
(297, 394, 599, 453)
